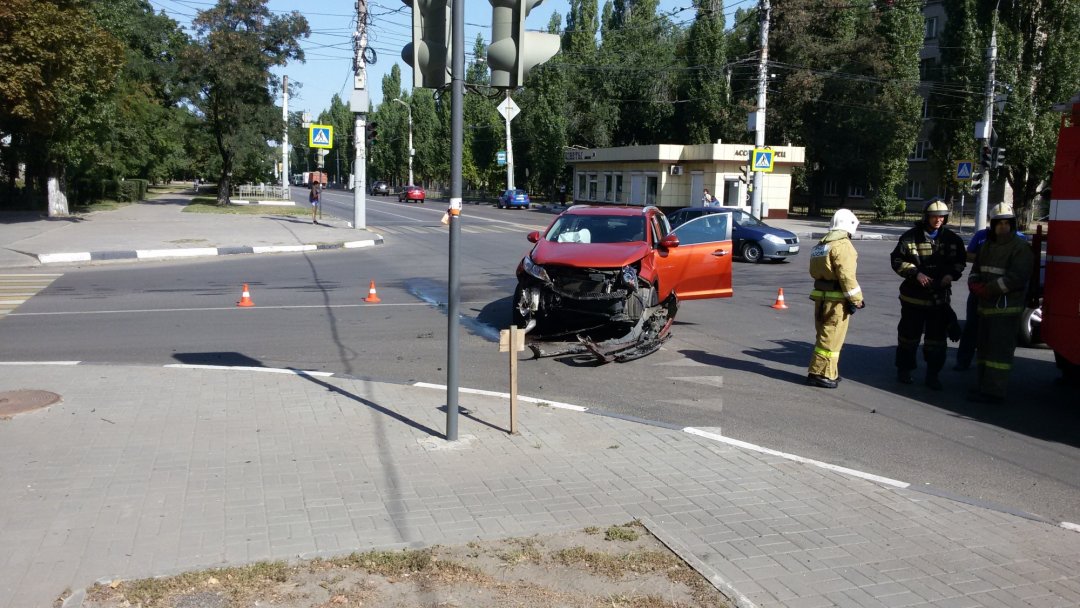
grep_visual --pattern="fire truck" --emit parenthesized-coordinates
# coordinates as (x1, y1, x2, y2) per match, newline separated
(1032, 92, 1080, 385)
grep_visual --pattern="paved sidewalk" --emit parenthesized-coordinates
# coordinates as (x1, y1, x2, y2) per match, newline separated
(1, 363, 1077, 608)
(0, 192, 382, 268)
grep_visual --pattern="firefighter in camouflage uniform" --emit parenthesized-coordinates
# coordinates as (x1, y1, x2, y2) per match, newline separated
(967, 204, 1033, 404)
(890, 200, 966, 390)
(807, 209, 864, 389)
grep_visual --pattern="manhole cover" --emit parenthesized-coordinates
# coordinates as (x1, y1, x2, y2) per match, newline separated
(0, 390, 61, 419)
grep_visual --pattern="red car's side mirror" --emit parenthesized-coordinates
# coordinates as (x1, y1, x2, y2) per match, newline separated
(527, 231, 541, 243)
(660, 234, 680, 248)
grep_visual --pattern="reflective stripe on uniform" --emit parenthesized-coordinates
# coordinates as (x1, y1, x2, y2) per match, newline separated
(814, 346, 839, 358)
(844, 286, 862, 297)
(978, 359, 1012, 370)
(900, 294, 934, 306)
(978, 306, 1023, 316)
(810, 289, 845, 301)
(980, 265, 1007, 275)
(996, 277, 1008, 291)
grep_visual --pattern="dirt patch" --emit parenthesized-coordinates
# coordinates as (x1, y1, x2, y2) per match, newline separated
(69, 522, 730, 608)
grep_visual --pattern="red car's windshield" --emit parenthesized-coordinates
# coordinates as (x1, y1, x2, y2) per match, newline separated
(544, 215, 646, 244)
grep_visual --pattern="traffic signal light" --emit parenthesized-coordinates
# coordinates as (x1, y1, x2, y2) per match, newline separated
(365, 121, 378, 146)
(980, 146, 993, 169)
(971, 171, 983, 193)
(488, 0, 561, 89)
(993, 147, 1006, 169)
(401, 0, 451, 88)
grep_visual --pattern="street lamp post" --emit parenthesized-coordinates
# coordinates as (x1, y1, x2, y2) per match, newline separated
(393, 98, 414, 186)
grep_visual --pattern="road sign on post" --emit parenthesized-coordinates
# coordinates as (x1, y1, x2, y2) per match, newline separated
(488, 0, 561, 89)
(401, 0, 451, 88)
(956, 160, 974, 181)
(752, 148, 774, 173)
(497, 151, 507, 166)
(309, 125, 333, 149)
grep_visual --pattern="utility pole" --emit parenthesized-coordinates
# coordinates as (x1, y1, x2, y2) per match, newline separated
(749, 0, 770, 219)
(393, 98, 414, 185)
(282, 75, 289, 194)
(351, 0, 370, 229)
(446, 0, 465, 441)
(975, 10, 998, 233)
(505, 91, 515, 191)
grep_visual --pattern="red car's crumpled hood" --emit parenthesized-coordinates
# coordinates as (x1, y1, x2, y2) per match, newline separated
(530, 241, 649, 269)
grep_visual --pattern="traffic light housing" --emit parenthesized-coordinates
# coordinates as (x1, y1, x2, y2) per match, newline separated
(401, 0, 451, 88)
(971, 171, 983, 193)
(980, 146, 993, 169)
(365, 121, 378, 146)
(488, 0, 561, 89)
(992, 147, 1006, 169)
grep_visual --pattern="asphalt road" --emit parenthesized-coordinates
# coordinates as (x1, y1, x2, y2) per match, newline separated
(2, 191, 1077, 526)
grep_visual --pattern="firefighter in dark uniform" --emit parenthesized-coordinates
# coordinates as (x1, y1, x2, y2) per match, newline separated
(967, 203, 1033, 404)
(807, 209, 864, 389)
(890, 200, 966, 389)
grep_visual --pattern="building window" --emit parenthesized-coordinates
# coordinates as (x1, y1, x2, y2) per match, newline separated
(824, 179, 838, 197)
(922, 97, 930, 120)
(613, 174, 623, 203)
(920, 58, 935, 80)
(587, 174, 598, 200)
(577, 173, 586, 200)
(924, 17, 938, 40)
(645, 175, 658, 205)
(848, 184, 865, 198)
(908, 140, 931, 161)
(905, 180, 923, 200)
(604, 174, 614, 202)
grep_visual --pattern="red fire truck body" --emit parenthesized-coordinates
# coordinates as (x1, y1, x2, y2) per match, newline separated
(1042, 94, 1080, 382)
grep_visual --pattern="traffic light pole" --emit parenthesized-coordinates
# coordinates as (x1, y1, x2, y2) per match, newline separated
(282, 75, 289, 194)
(749, 0, 770, 219)
(352, 0, 369, 229)
(446, 0, 465, 441)
(976, 13, 998, 232)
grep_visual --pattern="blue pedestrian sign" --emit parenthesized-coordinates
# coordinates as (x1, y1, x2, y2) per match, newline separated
(309, 124, 333, 149)
(497, 150, 507, 166)
(955, 160, 974, 181)
(752, 148, 774, 173)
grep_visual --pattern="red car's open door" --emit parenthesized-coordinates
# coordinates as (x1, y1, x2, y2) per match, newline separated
(658, 213, 734, 300)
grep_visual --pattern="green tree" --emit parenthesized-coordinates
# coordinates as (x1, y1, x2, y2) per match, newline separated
(519, 13, 569, 197)
(180, 0, 309, 204)
(0, 0, 124, 214)
(683, 0, 732, 144)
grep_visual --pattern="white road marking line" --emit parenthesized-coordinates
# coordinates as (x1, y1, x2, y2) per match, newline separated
(137, 247, 219, 259)
(1061, 522, 1080, 533)
(164, 364, 333, 377)
(0, 274, 64, 277)
(0, 361, 81, 365)
(411, 382, 590, 412)
(684, 427, 911, 489)
(8, 301, 491, 316)
(669, 376, 725, 387)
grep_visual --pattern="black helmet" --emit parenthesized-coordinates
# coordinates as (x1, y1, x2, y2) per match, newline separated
(923, 199, 950, 226)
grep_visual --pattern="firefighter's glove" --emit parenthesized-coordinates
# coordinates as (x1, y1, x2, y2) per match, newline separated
(845, 300, 862, 315)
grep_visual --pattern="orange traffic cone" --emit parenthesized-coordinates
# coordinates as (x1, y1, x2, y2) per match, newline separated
(770, 288, 788, 310)
(237, 283, 255, 307)
(363, 280, 381, 303)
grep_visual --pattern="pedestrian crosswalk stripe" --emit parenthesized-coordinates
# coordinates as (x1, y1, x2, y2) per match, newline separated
(0, 274, 62, 319)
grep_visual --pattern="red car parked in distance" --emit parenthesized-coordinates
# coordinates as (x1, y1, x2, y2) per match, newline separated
(398, 185, 425, 203)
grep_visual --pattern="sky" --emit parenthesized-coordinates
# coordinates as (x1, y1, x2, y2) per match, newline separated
(147, 0, 751, 119)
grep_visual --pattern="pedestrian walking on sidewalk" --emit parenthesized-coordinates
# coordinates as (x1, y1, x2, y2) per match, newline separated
(891, 200, 966, 390)
(701, 188, 716, 207)
(966, 204, 1033, 404)
(309, 182, 321, 225)
(807, 209, 864, 389)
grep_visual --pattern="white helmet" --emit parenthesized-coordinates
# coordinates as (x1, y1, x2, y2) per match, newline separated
(830, 208, 859, 235)
(989, 203, 1015, 220)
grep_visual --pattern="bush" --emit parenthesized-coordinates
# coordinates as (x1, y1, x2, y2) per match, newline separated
(116, 179, 149, 202)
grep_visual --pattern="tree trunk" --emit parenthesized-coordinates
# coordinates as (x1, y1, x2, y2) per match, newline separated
(217, 153, 232, 206)
(46, 162, 69, 217)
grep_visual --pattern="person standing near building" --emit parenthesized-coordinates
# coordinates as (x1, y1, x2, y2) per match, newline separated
(807, 209, 864, 389)
(890, 200, 967, 390)
(702, 188, 716, 207)
(966, 204, 1033, 404)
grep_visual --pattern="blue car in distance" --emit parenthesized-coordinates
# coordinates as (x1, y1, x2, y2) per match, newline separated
(497, 189, 530, 209)
(667, 207, 800, 263)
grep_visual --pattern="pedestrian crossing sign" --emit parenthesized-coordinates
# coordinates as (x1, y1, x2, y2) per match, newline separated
(955, 160, 974, 181)
(309, 125, 333, 149)
(752, 148, 774, 173)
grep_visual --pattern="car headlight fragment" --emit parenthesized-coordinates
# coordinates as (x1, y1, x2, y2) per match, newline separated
(621, 264, 638, 288)
(523, 255, 551, 283)
(764, 233, 785, 244)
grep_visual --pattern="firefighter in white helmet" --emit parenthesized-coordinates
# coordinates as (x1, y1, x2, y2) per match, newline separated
(807, 209, 864, 389)
(890, 199, 967, 390)
(966, 203, 1033, 404)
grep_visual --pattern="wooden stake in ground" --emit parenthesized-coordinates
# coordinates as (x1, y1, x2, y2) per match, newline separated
(499, 326, 526, 435)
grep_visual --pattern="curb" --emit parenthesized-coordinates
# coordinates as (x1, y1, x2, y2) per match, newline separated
(36, 236, 384, 265)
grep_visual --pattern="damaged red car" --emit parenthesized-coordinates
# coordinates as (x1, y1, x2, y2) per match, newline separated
(513, 205, 733, 362)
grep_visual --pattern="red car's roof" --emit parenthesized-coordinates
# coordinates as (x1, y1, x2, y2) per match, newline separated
(563, 205, 653, 217)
